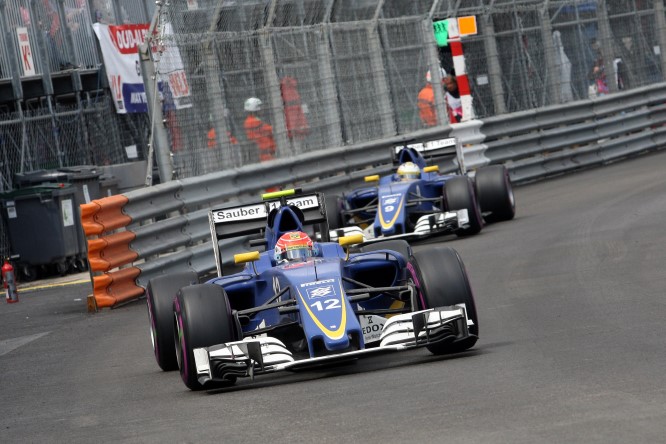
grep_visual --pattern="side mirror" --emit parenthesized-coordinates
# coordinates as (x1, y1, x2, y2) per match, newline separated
(234, 251, 261, 264)
(339, 234, 364, 247)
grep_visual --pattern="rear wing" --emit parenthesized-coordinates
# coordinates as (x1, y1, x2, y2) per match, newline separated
(208, 192, 328, 275)
(392, 137, 466, 174)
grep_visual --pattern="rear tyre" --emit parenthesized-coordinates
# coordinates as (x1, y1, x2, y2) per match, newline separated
(146, 271, 198, 371)
(409, 246, 478, 354)
(174, 284, 239, 391)
(474, 165, 515, 222)
(444, 176, 483, 236)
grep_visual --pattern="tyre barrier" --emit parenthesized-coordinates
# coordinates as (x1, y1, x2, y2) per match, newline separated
(80, 195, 142, 309)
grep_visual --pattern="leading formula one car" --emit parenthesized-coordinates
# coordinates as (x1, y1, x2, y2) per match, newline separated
(329, 137, 515, 243)
(146, 189, 479, 391)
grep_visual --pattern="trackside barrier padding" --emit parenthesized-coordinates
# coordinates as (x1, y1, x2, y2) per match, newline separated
(91, 267, 143, 309)
(80, 196, 132, 235)
(87, 231, 138, 271)
(80, 195, 141, 309)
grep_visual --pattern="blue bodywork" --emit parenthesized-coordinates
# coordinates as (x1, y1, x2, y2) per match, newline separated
(343, 147, 458, 237)
(206, 203, 409, 358)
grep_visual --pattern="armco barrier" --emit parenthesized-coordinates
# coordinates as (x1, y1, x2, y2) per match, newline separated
(80, 85, 666, 309)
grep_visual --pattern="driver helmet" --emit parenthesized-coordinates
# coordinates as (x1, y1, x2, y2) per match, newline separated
(275, 231, 316, 263)
(397, 162, 421, 181)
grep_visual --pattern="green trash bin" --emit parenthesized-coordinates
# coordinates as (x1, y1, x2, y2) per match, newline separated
(0, 184, 82, 281)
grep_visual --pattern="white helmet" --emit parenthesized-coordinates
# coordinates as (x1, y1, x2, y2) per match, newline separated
(397, 162, 421, 181)
(244, 97, 262, 112)
(426, 67, 447, 83)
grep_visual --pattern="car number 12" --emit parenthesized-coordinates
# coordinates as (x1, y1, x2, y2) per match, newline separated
(311, 299, 341, 311)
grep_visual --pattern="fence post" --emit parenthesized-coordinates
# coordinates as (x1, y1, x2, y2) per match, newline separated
(367, 20, 397, 135)
(0, 0, 24, 100)
(654, 0, 666, 82)
(539, 6, 560, 105)
(139, 6, 173, 185)
(259, 30, 290, 158)
(317, 25, 343, 148)
(421, 19, 448, 126)
(480, 13, 506, 115)
(596, 1, 617, 93)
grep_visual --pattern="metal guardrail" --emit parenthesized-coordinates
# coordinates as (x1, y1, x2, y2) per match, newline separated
(81, 85, 666, 308)
(482, 84, 666, 183)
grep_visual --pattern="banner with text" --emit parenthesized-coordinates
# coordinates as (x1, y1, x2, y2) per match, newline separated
(93, 23, 192, 114)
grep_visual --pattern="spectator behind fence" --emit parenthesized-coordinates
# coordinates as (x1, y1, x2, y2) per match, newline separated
(417, 68, 462, 126)
(588, 56, 627, 99)
(443, 74, 463, 123)
(243, 97, 276, 163)
(417, 68, 443, 127)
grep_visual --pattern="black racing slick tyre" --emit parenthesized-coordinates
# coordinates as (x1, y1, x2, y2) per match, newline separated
(174, 284, 239, 391)
(444, 176, 483, 236)
(408, 246, 478, 354)
(146, 271, 198, 371)
(474, 164, 515, 223)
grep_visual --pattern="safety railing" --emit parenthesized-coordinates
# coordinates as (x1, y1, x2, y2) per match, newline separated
(80, 84, 666, 310)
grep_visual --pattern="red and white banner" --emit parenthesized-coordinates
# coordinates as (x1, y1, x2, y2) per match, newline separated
(16, 27, 36, 77)
(93, 23, 191, 114)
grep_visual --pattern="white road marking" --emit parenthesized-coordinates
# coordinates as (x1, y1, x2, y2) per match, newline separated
(0, 332, 50, 357)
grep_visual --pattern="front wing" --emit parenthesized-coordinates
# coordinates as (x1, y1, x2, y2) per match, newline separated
(193, 306, 475, 386)
(329, 209, 469, 244)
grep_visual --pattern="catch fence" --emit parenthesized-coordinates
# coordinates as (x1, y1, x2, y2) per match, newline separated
(147, 0, 666, 180)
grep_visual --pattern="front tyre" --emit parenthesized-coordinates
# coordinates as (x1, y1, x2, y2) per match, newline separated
(359, 239, 411, 261)
(444, 176, 483, 236)
(474, 164, 515, 222)
(174, 284, 239, 391)
(146, 271, 198, 371)
(409, 246, 478, 354)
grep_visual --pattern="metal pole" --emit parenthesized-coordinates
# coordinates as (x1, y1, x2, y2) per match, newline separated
(422, 19, 448, 126)
(260, 30, 290, 158)
(596, 0, 617, 93)
(367, 22, 397, 135)
(139, 1, 172, 184)
(0, 0, 24, 100)
(539, 3, 560, 105)
(317, 26, 343, 148)
(480, 12, 506, 115)
(654, 0, 666, 82)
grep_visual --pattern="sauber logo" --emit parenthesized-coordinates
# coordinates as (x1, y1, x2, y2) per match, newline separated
(212, 194, 320, 223)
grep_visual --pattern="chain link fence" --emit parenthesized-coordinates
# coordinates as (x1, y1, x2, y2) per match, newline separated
(148, 0, 666, 180)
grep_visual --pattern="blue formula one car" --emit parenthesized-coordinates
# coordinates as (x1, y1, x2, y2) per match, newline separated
(329, 137, 515, 242)
(146, 190, 478, 391)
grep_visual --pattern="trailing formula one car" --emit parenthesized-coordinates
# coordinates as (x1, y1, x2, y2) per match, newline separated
(329, 137, 515, 242)
(146, 189, 478, 391)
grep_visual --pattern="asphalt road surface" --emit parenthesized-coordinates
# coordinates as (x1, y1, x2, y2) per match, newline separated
(2, 150, 666, 443)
